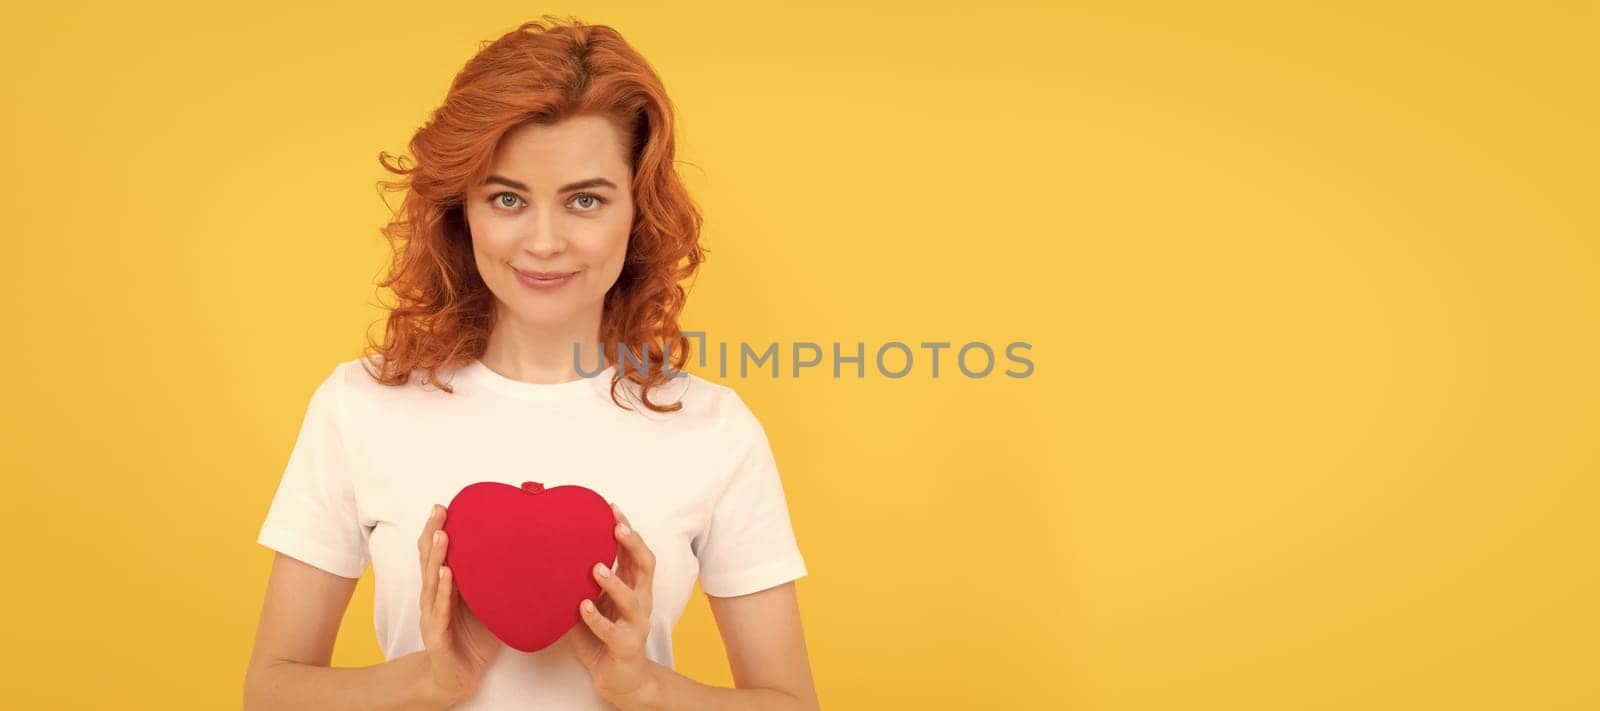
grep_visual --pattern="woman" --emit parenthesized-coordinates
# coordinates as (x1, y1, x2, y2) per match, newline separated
(243, 17, 819, 710)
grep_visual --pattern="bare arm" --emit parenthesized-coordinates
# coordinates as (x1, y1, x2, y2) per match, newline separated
(241, 553, 452, 710)
(627, 581, 820, 711)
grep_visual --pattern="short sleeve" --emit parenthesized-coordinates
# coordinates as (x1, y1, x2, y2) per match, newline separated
(256, 364, 371, 579)
(692, 393, 808, 597)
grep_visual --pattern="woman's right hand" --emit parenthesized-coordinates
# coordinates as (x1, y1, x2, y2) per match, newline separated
(417, 503, 505, 706)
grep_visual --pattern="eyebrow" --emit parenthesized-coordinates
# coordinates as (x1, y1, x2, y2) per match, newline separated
(484, 175, 619, 193)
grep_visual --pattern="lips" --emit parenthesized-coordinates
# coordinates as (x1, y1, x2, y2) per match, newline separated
(514, 268, 577, 280)
(512, 266, 579, 291)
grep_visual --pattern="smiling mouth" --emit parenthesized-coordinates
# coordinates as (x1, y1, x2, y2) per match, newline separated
(513, 267, 578, 280)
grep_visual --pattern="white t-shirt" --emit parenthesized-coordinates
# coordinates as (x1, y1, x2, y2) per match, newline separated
(256, 356, 808, 709)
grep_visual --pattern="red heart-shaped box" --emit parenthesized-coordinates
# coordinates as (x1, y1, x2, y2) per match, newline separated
(442, 481, 618, 652)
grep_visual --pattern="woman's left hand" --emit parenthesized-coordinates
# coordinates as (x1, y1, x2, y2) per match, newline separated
(570, 503, 658, 702)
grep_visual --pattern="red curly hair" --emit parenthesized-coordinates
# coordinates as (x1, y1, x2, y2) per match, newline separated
(360, 16, 707, 413)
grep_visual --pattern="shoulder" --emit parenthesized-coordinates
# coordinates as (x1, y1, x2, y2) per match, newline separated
(633, 370, 761, 422)
(677, 374, 775, 458)
(325, 353, 468, 399)
(611, 370, 769, 442)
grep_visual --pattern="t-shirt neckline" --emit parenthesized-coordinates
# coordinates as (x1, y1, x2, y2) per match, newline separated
(461, 358, 615, 401)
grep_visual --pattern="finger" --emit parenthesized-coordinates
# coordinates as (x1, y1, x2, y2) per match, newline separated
(433, 566, 454, 634)
(610, 505, 633, 580)
(567, 618, 601, 664)
(613, 517, 656, 586)
(417, 504, 445, 568)
(591, 561, 644, 627)
(611, 504, 638, 539)
(421, 528, 446, 617)
(578, 598, 622, 649)
(610, 506, 656, 616)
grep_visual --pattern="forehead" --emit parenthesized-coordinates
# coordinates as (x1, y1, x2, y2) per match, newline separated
(486, 114, 629, 185)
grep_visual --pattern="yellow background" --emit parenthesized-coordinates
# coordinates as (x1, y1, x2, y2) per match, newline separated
(4, 1, 1595, 708)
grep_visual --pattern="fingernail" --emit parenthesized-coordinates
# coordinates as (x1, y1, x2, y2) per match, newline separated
(595, 562, 611, 578)
(433, 530, 442, 544)
(438, 567, 446, 579)
(617, 522, 631, 536)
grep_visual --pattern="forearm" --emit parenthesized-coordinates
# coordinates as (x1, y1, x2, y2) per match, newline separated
(244, 650, 453, 711)
(609, 661, 818, 711)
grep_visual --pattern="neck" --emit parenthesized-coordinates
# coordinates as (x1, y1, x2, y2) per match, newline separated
(481, 303, 607, 384)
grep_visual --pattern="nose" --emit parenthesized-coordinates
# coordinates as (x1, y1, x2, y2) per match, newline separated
(519, 208, 567, 259)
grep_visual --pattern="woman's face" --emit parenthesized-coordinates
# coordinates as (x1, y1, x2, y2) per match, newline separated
(464, 113, 634, 332)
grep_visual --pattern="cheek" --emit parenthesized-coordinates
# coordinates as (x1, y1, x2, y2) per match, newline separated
(573, 214, 631, 265)
(466, 212, 517, 255)
(602, 209, 633, 260)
